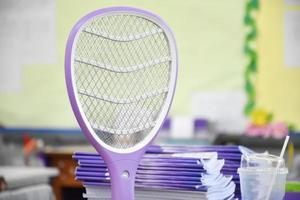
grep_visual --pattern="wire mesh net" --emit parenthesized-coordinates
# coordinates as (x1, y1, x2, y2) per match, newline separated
(73, 13, 172, 149)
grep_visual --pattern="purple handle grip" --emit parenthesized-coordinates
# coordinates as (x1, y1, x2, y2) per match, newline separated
(108, 160, 139, 200)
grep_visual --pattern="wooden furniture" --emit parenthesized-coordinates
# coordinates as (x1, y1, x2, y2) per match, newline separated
(43, 146, 95, 200)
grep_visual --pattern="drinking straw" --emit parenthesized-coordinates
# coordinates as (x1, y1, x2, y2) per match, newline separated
(265, 135, 290, 200)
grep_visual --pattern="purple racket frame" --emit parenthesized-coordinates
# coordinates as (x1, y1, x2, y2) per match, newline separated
(65, 7, 178, 200)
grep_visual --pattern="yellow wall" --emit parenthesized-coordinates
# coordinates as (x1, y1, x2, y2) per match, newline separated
(256, 0, 300, 128)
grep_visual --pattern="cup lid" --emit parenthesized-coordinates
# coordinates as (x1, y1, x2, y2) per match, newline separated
(237, 167, 288, 174)
(241, 152, 285, 169)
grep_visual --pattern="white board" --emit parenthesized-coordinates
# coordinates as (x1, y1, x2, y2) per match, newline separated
(285, 0, 300, 5)
(191, 91, 248, 133)
(0, 0, 56, 92)
(284, 11, 300, 68)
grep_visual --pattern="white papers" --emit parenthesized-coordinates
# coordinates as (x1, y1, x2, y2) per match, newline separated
(0, 62, 21, 92)
(284, 11, 300, 67)
(0, 166, 58, 189)
(192, 91, 248, 133)
(83, 188, 209, 200)
(285, 0, 300, 5)
(0, 0, 56, 92)
(0, 39, 21, 92)
(0, 0, 56, 65)
(171, 117, 194, 139)
(172, 152, 217, 160)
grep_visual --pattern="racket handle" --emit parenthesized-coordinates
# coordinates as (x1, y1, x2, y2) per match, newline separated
(109, 160, 138, 200)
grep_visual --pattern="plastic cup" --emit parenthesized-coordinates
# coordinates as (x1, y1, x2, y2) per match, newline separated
(238, 153, 288, 200)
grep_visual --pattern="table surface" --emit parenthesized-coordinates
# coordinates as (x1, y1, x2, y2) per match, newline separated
(0, 166, 58, 190)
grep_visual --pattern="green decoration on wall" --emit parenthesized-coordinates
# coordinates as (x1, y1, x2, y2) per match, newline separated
(244, 0, 259, 115)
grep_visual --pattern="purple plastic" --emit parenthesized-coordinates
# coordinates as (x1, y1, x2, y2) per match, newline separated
(161, 118, 171, 130)
(194, 119, 208, 131)
(65, 6, 178, 200)
(285, 192, 300, 200)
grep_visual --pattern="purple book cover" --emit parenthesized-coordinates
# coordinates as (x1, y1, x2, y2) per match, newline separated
(79, 159, 205, 169)
(146, 145, 245, 153)
(73, 151, 243, 164)
(74, 154, 214, 163)
(73, 144, 249, 156)
(78, 176, 205, 186)
(76, 168, 207, 177)
(76, 173, 236, 185)
(73, 144, 246, 198)
(76, 171, 234, 189)
(76, 166, 108, 172)
(73, 145, 242, 157)
(76, 172, 205, 182)
(74, 154, 208, 164)
(76, 166, 206, 173)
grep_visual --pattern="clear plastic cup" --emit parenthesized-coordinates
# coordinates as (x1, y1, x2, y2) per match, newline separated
(238, 153, 288, 200)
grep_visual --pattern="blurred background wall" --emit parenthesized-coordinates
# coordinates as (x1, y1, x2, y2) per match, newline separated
(0, 0, 245, 128)
(1, 1, 300, 199)
(256, 0, 300, 128)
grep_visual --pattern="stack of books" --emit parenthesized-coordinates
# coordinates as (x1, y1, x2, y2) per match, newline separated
(73, 145, 252, 200)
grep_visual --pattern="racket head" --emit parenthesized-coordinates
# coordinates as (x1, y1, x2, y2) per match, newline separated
(65, 7, 178, 154)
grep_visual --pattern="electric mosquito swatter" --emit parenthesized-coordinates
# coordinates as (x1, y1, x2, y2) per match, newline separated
(65, 7, 178, 200)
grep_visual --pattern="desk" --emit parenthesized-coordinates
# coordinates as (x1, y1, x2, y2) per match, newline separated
(0, 167, 58, 200)
(43, 146, 95, 200)
(43, 145, 300, 200)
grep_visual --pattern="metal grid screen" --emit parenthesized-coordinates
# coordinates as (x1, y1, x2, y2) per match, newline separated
(73, 14, 172, 149)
